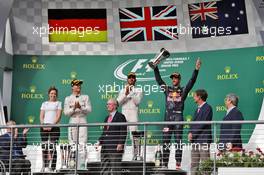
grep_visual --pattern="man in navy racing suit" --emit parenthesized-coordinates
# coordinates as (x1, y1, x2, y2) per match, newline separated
(153, 58, 201, 169)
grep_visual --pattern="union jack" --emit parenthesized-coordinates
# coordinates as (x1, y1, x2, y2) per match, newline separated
(189, 2, 218, 21)
(119, 5, 178, 42)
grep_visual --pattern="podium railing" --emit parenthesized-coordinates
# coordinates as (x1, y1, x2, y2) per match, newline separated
(0, 120, 264, 174)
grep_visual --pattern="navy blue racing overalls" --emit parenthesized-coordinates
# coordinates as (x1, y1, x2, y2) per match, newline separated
(154, 66, 199, 166)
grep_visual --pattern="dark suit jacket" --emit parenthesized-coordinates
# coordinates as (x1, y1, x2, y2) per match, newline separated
(189, 102, 213, 143)
(0, 132, 27, 166)
(220, 107, 244, 148)
(99, 111, 127, 153)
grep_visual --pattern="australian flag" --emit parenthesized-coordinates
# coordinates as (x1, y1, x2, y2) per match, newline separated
(119, 5, 178, 42)
(188, 0, 249, 38)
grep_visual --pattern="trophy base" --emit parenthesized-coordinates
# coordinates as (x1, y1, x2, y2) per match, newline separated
(61, 165, 68, 169)
(133, 156, 143, 161)
(43, 167, 53, 172)
(148, 62, 156, 69)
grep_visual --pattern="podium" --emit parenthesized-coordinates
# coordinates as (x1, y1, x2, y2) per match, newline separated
(33, 161, 187, 175)
(86, 161, 187, 175)
(33, 169, 88, 175)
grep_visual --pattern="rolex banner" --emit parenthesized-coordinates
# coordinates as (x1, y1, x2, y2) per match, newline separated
(11, 46, 264, 144)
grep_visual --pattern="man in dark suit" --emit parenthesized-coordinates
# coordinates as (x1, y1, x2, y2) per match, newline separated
(188, 89, 213, 175)
(220, 93, 244, 150)
(96, 99, 127, 175)
(0, 120, 31, 175)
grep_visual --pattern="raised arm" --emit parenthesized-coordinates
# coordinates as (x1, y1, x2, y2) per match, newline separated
(20, 128, 29, 148)
(182, 59, 201, 100)
(154, 66, 166, 87)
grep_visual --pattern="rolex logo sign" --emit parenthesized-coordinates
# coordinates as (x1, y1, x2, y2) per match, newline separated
(140, 100, 160, 114)
(187, 91, 195, 98)
(147, 100, 153, 108)
(62, 71, 78, 85)
(217, 66, 239, 80)
(32, 56, 37, 64)
(71, 72, 77, 79)
(147, 131, 152, 139)
(256, 56, 264, 61)
(22, 56, 45, 70)
(255, 80, 264, 94)
(21, 85, 44, 99)
(30, 85, 36, 93)
(27, 115, 35, 124)
(224, 66, 231, 74)
(216, 105, 227, 112)
(101, 84, 118, 100)
(184, 115, 193, 129)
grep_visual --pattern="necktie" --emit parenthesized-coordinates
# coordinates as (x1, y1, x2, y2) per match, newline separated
(107, 114, 112, 130)
(197, 107, 201, 113)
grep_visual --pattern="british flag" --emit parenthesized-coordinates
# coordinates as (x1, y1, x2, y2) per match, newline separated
(119, 5, 178, 42)
(188, 0, 249, 38)
(189, 2, 218, 22)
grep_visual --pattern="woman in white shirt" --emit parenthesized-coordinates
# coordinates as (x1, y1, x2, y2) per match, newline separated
(40, 86, 62, 171)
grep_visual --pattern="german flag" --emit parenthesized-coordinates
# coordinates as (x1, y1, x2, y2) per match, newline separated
(48, 9, 107, 42)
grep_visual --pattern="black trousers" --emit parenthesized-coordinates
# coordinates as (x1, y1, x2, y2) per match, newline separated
(40, 127, 60, 170)
(100, 150, 123, 175)
(162, 116, 183, 167)
(9, 158, 31, 175)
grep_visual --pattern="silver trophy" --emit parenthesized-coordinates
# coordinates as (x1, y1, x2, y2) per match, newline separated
(60, 144, 71, 169)
(41, 140, 56, 172)
(132, 131, 144, 161)
(148, 48, 170, 69)
(68, 148, 76, 169)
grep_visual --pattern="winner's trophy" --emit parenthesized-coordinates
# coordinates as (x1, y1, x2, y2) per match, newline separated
(41, 140, 56, 172)
(60, 144, 71, 169)
(132, 131, 144, 161)
(148, 48, 170, 69)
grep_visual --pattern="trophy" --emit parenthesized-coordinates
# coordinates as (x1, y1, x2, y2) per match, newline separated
(41, 140, 56, 172)
(60, 144, 71, 169)
(148, 48, 170, 69)
(68, 147, 76, 169)
(132, 131, 144, 161)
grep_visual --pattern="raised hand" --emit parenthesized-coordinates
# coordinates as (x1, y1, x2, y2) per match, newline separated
(195, 58, 202, 70)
